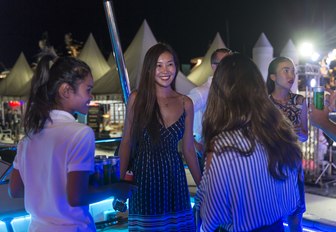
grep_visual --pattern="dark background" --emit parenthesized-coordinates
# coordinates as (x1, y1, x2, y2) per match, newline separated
(1, 0, 336, 69)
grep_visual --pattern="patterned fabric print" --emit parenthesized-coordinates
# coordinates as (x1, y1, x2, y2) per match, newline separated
(269, 92, 303, 126)
(128, 112, 195, 232)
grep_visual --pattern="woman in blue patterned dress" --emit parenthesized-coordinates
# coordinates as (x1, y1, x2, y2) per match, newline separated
(119, 43, 201, 231)
(266, 56, 308, 142)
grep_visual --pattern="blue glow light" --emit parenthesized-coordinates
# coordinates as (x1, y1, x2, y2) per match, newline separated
(282, 222, 320, 232)
(0, 192, 328, 232)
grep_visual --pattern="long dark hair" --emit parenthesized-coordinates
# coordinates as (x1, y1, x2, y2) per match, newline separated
(24, 54, 91, 135)
(202, 53, 301, 180)
(131, 43, 179, 144)
(266, 56, 293, 94)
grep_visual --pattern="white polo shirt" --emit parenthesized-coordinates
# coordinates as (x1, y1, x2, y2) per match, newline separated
(14, 110, 96, 232)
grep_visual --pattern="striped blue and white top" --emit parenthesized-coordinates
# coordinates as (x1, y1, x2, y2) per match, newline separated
(195, 128, 304, 232)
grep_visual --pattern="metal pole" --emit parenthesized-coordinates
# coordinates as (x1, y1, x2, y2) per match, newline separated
(103, 0, 131, 104)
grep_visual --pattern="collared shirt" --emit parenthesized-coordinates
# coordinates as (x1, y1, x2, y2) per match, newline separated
(195, 128, 303, 231)
(14, 110, 96, 232)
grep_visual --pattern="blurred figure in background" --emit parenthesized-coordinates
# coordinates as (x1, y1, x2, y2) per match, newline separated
(12, 109, 21, 143)
(188, 48, 232, 170)
(266, 56, 308, 142)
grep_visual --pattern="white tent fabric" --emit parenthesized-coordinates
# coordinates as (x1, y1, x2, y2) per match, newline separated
(175, 71, 196, 95)
(92, 68, 122, 94)
(78, 34, 110, 82)
(187, 33, 226, 86)
(91, 52, 122, 94)
(93, 20, 195, 95)
(107, 53, 115, 67)
(0, 52, 33, 97)
(93, 20, 156, 94)
(252, 33, 273, 82)
(123, 20, 157, 90)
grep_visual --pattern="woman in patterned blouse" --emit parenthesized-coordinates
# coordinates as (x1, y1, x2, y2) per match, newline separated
(266, 56, 308, 142)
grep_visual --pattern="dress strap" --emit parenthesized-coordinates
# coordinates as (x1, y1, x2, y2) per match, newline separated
(182, 95, 186, 111)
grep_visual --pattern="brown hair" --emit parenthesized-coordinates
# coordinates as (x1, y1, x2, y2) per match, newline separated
(202, 53, 302, 179)
(266, 56, 293, 94)
(131, 43, 179, 144)
(24, 55, 91, 135)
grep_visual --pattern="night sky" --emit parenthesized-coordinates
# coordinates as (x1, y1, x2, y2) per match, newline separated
(1, 0, 336, 69)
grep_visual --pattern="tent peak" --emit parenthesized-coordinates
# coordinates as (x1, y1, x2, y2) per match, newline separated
(254, 33, 272, 48)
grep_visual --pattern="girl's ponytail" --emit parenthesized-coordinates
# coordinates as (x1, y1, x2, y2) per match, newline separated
(24, 53, 57, 135)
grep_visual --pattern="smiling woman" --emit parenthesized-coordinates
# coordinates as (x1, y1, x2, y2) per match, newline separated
(154, 51, 177, 89)
(118, 43, 201, 231)
(8, 54, 135, 231)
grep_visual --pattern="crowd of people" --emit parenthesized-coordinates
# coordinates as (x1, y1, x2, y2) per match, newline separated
(6, 41, 335, 232)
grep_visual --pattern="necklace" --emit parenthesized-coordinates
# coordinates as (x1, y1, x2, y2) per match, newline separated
(158, 97, 170, 107)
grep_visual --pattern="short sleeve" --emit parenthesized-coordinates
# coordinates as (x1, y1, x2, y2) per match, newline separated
(13, 139, 24, 170)
(67, 126, 95, 173)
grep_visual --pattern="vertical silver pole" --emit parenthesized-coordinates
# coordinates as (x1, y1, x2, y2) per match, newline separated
(103, 0, 131, 104)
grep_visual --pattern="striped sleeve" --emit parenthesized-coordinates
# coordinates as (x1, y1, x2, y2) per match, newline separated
(197, 129, 302, 231)
(199, 152, 232, 231)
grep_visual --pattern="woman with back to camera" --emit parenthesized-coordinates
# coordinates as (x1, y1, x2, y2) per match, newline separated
(119, 43, 201, 231)
(266, 56, 308, 142)
(8, 54, 135, 231)
(195, 53, 305, 232)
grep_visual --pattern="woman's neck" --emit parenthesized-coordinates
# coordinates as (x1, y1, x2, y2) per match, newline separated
(271, 89, 290, 104)
(156, 86, 174, 98)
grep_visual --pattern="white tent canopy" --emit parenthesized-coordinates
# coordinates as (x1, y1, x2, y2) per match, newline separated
(0, 52, 33, 97)
(93, 20, 195, 96)
(93, 20, 157, 94)
(175, 71, 196, 95)
(252, 32, 273, 82)
(107, 53, 115, 67)
(124, 20, 158, 90)
(78, 34, 110, 82)
(187, 33, 226, 86)
(92, 68, 122, 95)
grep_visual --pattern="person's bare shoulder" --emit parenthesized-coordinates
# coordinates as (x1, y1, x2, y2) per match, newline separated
(183, 95, 193, 105)
(182, 95, 194, 112)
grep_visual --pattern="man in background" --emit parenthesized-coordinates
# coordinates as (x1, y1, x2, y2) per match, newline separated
(188, 48, 232, 169)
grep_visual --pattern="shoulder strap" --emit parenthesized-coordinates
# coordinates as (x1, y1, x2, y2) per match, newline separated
(182, 95, 186, 111)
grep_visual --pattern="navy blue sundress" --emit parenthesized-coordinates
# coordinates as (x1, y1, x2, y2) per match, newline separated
(128, 111, 195, 231)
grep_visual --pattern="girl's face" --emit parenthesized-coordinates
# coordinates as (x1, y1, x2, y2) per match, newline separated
(271, 60, 296, 91)
(154, 51, 176, 88)
(68, 74, 94, 115)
